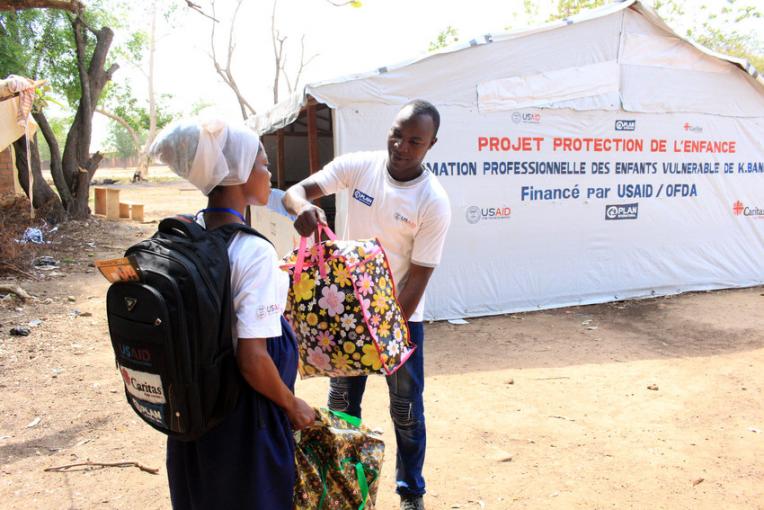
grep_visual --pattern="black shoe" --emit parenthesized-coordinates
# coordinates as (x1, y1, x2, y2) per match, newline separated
(400, 495, 425, 510)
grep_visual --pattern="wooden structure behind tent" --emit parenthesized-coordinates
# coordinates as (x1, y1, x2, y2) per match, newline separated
(259, 96, 337, 228)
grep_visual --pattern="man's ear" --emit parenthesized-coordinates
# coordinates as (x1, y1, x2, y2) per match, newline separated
(429, 137, 438, 149)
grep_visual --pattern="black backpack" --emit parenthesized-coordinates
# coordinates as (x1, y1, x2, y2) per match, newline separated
(106, 216, 267, 441)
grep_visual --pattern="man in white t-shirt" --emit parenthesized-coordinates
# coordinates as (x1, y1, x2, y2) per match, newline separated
(283, 100, 451, 510)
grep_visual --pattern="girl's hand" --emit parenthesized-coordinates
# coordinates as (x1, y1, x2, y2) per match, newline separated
(287, 397, 316, 431)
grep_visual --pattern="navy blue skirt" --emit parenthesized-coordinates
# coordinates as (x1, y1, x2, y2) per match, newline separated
(167, 317, 298, 509)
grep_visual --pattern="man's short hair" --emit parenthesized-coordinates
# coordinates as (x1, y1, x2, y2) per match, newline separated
(402, 99, 440, 138)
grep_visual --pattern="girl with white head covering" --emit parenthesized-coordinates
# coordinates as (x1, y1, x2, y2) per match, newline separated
(151, 117, 314, 509)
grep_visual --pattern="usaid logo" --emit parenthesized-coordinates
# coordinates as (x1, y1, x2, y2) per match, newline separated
(352, 189, 374, 207)
(466, 205, 511, 224)
(615, 120, 636, 131)
(511, 112, 541, 124)
(119, 344, 152, 367)
(605, 203, 639, 220)
(393, 212, 416, 229)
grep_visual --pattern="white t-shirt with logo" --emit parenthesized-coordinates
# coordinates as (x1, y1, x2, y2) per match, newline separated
(228, 233, 289, 348)
(311, 150, 451, 322)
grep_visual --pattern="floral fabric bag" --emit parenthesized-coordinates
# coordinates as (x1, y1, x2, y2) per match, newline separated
(294, 408, 385, 510)
(281, 224, 415, 378)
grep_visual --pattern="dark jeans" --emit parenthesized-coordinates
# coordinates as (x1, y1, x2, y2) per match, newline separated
(328, 321, 426, 497)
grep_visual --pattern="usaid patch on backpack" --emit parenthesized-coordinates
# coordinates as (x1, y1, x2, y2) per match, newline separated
(104, 217, 268, 441)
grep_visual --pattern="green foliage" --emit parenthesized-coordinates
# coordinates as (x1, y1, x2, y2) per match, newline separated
(37, 114, 70, 163)
(428, 26, 459, 52)
(102, 82, 175, 157)
(189, 99, 215, 116)
(0, 1, 131, 109)
(670, 0, 763, 72)
(106, 123, 141, 158)
(547, 0, 606, 21)
(516, 0, 763, 74)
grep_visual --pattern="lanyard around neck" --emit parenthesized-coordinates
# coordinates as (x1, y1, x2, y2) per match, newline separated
(198, 207, 246, 224)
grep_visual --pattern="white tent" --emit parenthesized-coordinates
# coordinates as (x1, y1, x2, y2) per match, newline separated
(251, 0, 764, 320)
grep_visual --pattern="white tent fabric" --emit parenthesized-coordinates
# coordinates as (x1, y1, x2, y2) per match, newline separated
(477, 61, 621, 112)
(252, 0, 764, 320)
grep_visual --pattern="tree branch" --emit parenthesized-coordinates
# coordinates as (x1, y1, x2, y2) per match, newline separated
(184, 0, 218, 22)
(0, 0, 82, 12)
(95, 108, 141, 150)
(208, 0, 256, 119)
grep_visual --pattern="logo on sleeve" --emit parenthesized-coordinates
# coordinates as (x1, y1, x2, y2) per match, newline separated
(352, 189, 374, 207)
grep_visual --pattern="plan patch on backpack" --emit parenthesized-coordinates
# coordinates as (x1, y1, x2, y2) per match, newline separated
(129, 396, 166, 426)
(119, 364, 166, 404)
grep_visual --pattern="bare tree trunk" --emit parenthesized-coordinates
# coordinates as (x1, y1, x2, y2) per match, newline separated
(13, 137, 30, 197)
(135, 0, 157, 181)
(13, 134, 66, 222)
(61, 15, 118, 219)
(271, 0, 285, 104)
(35, 110, 72, 210)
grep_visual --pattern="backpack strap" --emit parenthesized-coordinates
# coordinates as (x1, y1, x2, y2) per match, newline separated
(158, 215, 207, 241)
(211, 222, 273, 247)
(157, 215, 272, 245)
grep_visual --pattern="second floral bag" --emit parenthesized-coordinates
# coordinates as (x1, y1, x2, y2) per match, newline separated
(281, 224, 415, 378)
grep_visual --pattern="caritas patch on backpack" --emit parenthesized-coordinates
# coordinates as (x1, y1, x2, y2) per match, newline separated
(119, 364, 166, 404)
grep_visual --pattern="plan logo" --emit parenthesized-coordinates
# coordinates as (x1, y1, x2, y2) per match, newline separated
(733, 200, 764, 218)
(130, 396, 165, 427)
(511, 112, 541, 124)
(605, 203, 639, 220)
(465, 205, 511, 224)
(352, 189, 374, 207)
(683, 122, 703, 133)
(615, 120, 636, 131)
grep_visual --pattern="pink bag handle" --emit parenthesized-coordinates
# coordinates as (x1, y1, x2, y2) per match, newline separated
(294, 223, 337, 282)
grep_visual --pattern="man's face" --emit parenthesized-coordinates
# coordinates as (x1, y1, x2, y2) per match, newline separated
(386, 106, 437, 178)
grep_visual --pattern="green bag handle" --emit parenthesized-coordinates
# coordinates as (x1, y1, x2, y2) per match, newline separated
(304, 410, 373, 509)
(324, 408, 362, 427)
(303, 444, 329, 510)
(340, 458, 376, 510)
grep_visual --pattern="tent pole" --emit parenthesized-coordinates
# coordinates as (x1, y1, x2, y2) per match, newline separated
(276, 128, 285, 190)
(307, 99, 320, 175)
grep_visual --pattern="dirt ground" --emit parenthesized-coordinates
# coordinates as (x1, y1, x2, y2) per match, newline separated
(1, 171, 763, 510)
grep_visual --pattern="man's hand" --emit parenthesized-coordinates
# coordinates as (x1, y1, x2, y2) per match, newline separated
(283, 180, 328, 237)
(286, 397, 316, 431)
(294, 203, 327, 237)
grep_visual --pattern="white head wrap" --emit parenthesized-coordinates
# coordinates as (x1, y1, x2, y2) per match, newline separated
(149, 116, 261, 195)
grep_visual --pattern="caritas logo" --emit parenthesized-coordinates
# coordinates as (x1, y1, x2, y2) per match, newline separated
(733, 201, 764, 218)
